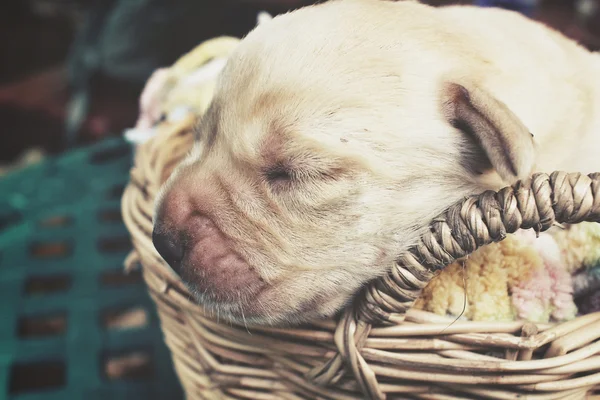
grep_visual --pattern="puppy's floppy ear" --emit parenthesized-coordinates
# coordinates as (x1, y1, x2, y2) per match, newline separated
(440, 82, 536, 183)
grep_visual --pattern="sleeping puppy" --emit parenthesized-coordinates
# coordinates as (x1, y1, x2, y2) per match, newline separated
(152, 0, 600, 326)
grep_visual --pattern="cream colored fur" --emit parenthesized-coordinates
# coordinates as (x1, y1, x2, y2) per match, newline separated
(157, 0, 600, 325)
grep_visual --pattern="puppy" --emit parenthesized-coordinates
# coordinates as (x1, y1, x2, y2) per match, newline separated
(152, 0, 600, 326)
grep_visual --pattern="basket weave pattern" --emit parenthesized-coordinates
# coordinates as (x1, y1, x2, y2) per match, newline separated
(122, 117, 600, 400)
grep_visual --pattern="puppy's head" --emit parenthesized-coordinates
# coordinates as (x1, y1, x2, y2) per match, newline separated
(152, 1, 535, 325)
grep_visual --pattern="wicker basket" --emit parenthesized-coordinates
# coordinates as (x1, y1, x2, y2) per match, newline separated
(122, 112, 600, 399)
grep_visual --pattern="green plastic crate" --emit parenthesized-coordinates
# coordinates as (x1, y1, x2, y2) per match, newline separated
(0, 138, 183, 400)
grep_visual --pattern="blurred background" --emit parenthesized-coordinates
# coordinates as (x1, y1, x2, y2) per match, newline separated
(0, 0, 599, 175)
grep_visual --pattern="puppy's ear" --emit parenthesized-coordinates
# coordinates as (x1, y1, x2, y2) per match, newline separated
(440, 82, 535, 183)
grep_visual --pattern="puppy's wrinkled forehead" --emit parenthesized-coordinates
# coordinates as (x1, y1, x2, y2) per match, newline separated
(195, 93, 300, 166)
(197, 97, 345, 177)
(193, 0, 439, 171)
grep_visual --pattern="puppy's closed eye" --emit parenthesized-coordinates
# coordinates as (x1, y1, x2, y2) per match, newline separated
(263, 158, 343, 192)
(264, 163, 293, 185)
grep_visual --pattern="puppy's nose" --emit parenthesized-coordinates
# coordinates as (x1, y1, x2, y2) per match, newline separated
(152, 228, 184, 273)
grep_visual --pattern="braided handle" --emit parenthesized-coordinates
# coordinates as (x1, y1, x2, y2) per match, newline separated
(356, 172, 600, 324)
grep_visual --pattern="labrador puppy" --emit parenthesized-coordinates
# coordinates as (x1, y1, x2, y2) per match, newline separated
(152, 0, 600, 326)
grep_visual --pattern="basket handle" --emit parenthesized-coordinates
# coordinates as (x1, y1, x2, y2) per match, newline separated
(355, 171, 600, 324)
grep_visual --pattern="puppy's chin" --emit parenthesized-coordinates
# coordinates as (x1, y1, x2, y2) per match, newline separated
(183, 276, 358, 327)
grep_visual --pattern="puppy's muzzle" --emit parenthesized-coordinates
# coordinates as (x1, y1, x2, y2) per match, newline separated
(152, 186, 265, 303)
